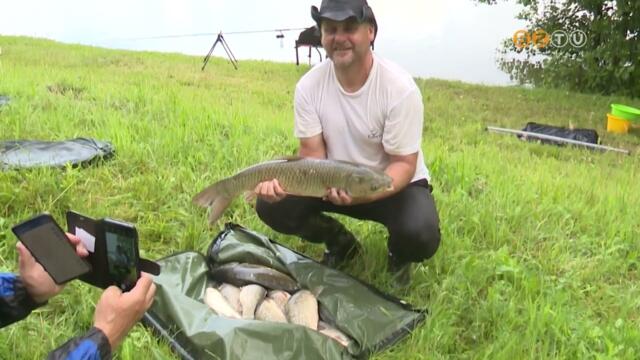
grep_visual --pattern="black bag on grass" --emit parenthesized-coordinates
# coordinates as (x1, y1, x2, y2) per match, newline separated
(520, 122, 599, 146)
(0, 138, 114, 170)
(143, 223, 426, 360)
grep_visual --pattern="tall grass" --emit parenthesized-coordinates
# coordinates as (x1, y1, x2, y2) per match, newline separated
(1, 36, 639, 359)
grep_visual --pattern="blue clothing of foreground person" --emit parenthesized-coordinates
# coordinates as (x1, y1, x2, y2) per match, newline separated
(1, 273, 110, 359)
(1, 235, 156, 359)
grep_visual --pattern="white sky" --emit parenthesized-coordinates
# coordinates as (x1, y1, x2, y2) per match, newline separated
(0, 0, 526, 85)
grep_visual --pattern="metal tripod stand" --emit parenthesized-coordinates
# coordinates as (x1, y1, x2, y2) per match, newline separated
(202, 32, 238, 71)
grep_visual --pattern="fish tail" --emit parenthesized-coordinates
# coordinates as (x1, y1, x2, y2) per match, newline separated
(192, 182, 233, 225)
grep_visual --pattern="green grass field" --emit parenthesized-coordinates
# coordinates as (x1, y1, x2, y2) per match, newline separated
(1, 35, 639, 359)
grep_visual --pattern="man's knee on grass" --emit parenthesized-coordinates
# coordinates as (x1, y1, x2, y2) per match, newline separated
(388, 220, 441, 262)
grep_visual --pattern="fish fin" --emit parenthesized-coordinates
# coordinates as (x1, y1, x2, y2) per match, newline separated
(193, 183, 221, 207)
(243, 190, 257, 205)
(193, 182, 234, 224)
(208, 196, 233, 225)
(272, 155, 304, 161)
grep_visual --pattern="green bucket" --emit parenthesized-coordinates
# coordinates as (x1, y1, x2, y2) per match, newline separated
(611, 103, 640, 122)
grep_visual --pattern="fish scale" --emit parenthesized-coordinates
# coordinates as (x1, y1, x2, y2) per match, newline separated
(193, 157, 393, 225)
(233, 160, 346, 196)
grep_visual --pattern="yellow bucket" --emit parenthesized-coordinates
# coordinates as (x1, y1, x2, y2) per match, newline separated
(607, 113, 630, 134)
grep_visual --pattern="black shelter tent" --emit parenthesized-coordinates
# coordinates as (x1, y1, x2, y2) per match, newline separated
(295, 26, 323, 66)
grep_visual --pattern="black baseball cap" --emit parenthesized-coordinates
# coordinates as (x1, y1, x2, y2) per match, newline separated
(311, 0, 378, 37)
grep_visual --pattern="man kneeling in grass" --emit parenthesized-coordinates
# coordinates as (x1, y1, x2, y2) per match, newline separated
(254, 0, 440, 287)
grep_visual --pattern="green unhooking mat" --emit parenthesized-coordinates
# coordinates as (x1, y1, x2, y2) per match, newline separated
(143, 223, 426, 360)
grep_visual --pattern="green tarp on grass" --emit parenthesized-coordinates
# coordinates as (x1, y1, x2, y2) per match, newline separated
(144, 223, 426, 360)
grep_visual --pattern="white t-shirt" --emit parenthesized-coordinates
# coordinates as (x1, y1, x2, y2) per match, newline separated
(294, 53, 430, 182)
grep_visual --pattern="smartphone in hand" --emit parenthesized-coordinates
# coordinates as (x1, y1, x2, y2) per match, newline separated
(103, 218, 141, 291)
(66, 211, 157, 291)
(12, 213, 92, 284)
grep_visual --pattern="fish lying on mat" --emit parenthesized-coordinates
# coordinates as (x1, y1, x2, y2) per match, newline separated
(255, 298, 287, 323)
(318, 321, 352, 348)
(193, 157, 393, 225)
(239, 284, 267, 319)
(205, 281, 353, 348)
(204, 287, 241, 319)
(203, 261, 354, 347)
(218, 283, 242, 313)
(286, 290, 319, 330)
(267, 290, 291, 313)
(209, 262, 299, 293)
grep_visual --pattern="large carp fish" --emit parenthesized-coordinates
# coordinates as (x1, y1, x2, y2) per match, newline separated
(193, 157, 393, 224)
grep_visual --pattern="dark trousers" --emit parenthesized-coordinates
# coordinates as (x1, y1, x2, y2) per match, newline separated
(256, 179, 441, 263)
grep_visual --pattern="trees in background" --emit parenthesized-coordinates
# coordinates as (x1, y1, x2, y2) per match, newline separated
(477, 0, 639, 97)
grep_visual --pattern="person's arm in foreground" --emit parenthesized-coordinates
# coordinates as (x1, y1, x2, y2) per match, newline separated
(0, 272, 42, 328)
(47, 274, 156, 360)
(0, 230, 155, 360)
(1, 235, 88, 328)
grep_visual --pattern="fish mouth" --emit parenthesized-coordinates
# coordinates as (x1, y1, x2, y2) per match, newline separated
(386, 184, 394, 191)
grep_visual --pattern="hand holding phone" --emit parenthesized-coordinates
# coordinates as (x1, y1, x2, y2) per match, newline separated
(15, 241, 64, 303)
(93, 274, 156, 349)
(15, 233, 89, 303)
(12, 214, 92, 286)
(65, 210, 160, 291)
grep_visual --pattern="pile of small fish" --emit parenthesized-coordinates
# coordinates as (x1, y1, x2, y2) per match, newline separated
(203, 262, 352, 347)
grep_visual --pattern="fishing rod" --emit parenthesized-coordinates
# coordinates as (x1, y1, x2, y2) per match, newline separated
(486, 126, 631, 155)
(200, 27, 310, 71)
(105, 27, 313, 70)
(224, 28, 307, 35)
(112, 28, 307, 41)
(95, 31, 242, 70)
